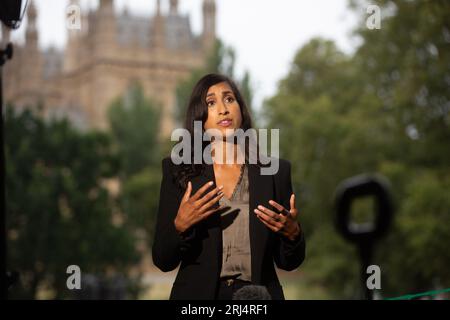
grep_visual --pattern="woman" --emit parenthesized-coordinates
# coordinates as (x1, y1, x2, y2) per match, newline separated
(152, 74, 305, 300)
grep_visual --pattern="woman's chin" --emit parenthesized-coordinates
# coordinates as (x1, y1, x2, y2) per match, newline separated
(219, 127, 238, 138)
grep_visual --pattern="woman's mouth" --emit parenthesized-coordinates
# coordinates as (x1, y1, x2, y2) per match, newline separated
(217, 119, 233, 127)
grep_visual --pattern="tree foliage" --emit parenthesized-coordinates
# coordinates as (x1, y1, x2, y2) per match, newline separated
(5, 107, 139, 299)
(108, 84, 162, 245)
(263, 0, 450, 298)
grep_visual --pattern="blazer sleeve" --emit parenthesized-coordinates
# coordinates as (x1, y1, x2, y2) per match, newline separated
(151, 158, 197, 272)
(273, 159, 306, 271)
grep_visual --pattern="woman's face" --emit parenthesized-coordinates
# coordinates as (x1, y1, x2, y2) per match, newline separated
(203, 81, 243, 137)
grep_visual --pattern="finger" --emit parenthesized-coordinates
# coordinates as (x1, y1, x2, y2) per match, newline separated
(200, 205, 226, 220)
(268, 200, 289, 216)
(257, 205, 286, 222)
(254, 208, 284, 229)
(182, 181, 192, 203)
(256, 214, 279, 232)
(199, 191, 224, 213)
(268, 200, 285, 212)
(191, 181, 215, 201)
(290, 194, 296, 211)
(195, 185, 223, 207)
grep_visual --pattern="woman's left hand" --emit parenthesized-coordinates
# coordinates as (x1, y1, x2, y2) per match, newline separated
(254, 194, 301, 241)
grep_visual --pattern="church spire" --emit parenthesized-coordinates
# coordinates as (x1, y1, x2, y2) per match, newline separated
(99, 0, 114, 10)
(152, 0, 165, 50)
(156, 0, 161, 16)
(92, 0, 116, 58)
(26, 0, 38, 47)
(20, 0, 43, 105)
(170, 0, 178, 15)
(202, 0, 216, 52)
(67, 0, 81, 38)
(64, 0, 80, 72)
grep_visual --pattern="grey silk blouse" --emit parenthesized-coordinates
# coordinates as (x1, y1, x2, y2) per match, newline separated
(219, 164, 252, 282)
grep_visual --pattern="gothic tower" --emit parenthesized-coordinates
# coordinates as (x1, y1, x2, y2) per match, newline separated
(92, 0, 117, 59)
(64, 0, 81, 72)
(20, 0, 43, 108)
(169, 0, 179, 15)
(202, 0, 216, 53)
(152, 0, 165, 51)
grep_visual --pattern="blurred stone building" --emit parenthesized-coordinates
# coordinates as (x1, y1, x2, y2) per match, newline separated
(3, 0, 216, 136)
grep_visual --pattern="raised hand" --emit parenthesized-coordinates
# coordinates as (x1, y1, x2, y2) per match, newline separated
(174, 181, 224, 234)
(254, 194, 301, 241)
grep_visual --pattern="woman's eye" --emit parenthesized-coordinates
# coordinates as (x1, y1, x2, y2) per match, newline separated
(225, 97, 235, 103)
(207, 100, 215, 107)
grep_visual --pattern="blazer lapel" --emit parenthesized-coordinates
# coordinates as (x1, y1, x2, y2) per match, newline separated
(248, 163, 274, 284)
(201, 163, 223, 270)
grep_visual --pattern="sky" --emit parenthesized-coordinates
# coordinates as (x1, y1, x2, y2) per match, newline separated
(8, 0, 362, 108)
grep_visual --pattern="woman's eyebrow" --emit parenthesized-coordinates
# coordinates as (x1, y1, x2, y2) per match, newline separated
(206, 90, 233, 98)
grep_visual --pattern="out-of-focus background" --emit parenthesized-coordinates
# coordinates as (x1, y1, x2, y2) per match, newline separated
(2, 0, 449, 299)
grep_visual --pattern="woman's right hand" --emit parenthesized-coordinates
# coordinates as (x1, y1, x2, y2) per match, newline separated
(174, 181, 224, 234)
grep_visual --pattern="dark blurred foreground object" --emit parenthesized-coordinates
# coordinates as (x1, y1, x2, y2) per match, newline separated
(232, 285, 272, 300)
(335, 174, 393, 300)
(0, 0, 24, 29)
(0, 42, 13, 66)
(1, 0, 27, 300)
(6, 271, 19, 290)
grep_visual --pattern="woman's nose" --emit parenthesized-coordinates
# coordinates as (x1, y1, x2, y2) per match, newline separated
(217, 101, 229, 115)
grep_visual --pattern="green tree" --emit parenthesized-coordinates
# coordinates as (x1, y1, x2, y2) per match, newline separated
(5, 107, 139, 299)
(108, 83, 161, 176)
(263, 0, 450, 298)
(349, 0, 450, 297)
(350, 0, 450, 169)
(108, 83, 162, 245)
(264, 38, 389, 298)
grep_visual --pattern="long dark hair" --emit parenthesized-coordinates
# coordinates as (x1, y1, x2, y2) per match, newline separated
(173, 73, 258, 190)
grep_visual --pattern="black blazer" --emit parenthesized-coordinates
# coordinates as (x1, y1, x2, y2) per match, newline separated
(152, 157, 306, 300)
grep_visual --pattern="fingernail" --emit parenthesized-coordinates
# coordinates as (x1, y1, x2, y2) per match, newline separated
(209, 181, 214, 186)
(218, 191, 224, 196)
(218, 185, 224, 190)
(258, 205, 263, 209)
